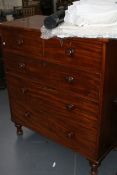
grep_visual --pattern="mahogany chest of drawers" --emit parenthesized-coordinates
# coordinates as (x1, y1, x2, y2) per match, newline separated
(0, 15, 117, 175)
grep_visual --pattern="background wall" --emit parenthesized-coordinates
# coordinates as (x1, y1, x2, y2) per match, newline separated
(0, 0, 57, 11)
(53, 0, 57, 12)
(0, 0, 22, 10)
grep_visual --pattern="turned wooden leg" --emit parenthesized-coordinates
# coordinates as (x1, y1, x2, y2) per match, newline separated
(89, 161, 100, 175)
(15, 123, 23, 135)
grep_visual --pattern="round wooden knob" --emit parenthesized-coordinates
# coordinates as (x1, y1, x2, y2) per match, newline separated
(24, 112, 31, 118)
(21, 88, 28, 94)
(67, 132, 75, 139)
(2, 41, 6, 46)
(18, 63, 26, 70)
(66, 104, 75, 111)
(113, 98, 117, 105)
(16, 39, 24, 46)
(65, 76, 74, 83)
(65, 48, 75, 57)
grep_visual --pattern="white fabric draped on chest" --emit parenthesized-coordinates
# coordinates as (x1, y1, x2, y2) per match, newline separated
(41, 0, 117, 39)
(64, 0, 117, 26)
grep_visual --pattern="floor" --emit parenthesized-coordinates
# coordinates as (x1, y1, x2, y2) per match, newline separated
(0, 89, 117, 175)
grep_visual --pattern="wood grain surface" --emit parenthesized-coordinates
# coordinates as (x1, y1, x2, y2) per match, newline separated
(0, 15, 117, 175)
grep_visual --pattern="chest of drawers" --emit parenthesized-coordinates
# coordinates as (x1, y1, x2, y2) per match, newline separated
(0, 15, 117, 175)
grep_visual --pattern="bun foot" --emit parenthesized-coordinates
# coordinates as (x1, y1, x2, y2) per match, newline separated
(15, 123, 23, 135)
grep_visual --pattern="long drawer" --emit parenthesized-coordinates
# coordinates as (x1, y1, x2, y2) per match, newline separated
(7, 74, 99, 126)
(44, 38, 103, 74)
(2, 28, 43, 57)
(11, 100, 98, 159)
(4, 52, 100, 102)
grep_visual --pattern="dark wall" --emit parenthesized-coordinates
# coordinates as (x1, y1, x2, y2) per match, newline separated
(40, 0, 54, 15)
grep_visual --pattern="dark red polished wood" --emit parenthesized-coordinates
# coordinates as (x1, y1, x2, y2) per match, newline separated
(0, 15, 117, 175)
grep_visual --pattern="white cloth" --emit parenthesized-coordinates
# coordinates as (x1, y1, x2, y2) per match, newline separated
(41, 22, 117, 39)
(41, 0, 117, 39)
(79, 0, 117, 4)
(64, 0, 117, 26)
(80, 0, 117, 4)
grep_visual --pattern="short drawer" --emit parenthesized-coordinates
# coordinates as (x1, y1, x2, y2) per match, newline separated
(44, 38, 103, 73)
(4, 52, 100, 102)
(11, 100, 98, 159)
(2, 28, 43, 57)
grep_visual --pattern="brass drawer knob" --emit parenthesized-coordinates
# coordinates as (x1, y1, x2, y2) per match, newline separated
(67, 132, 75, 139)
(24, 112, 31, 118)
(66, 104, 75, 111)
(65, 76, 74, 83)
(65, 48, 75, 57)
(16, 39, 24, 46)
(18, 63, 26, 70)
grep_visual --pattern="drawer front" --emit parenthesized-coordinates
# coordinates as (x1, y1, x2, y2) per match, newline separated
(10, 100, 98, 159)
(4, 52, 100, 102)
(7, 74, 99, 122)
(44, 38, 103, 73)
(2, 28, 43, 57)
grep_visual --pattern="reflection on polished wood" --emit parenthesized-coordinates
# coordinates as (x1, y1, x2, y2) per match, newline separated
(0, 15, 117, 175)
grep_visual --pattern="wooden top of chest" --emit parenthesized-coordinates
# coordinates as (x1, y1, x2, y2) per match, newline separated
(0, 15, 110, 43)
(0, 15, 45, 31)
